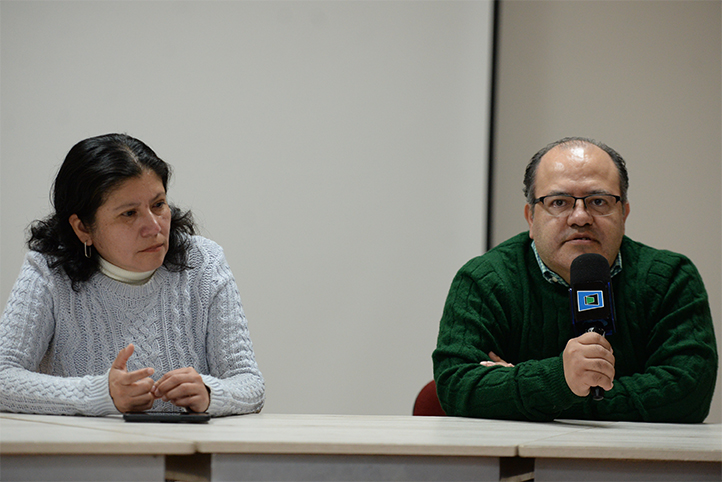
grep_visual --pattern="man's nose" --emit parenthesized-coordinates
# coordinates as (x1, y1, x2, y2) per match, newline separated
(567, 198, 593, 225)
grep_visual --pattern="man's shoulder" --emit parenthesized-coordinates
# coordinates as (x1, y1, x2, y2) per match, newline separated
(621, 236, 700, 281)
(459, 232, 532, 278)
(622, 236, 694, 265)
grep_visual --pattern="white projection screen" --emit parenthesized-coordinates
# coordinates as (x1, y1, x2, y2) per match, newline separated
(1, 0, 494, 415)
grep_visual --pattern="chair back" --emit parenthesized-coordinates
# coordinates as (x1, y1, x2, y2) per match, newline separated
(412, 380, 446, 416)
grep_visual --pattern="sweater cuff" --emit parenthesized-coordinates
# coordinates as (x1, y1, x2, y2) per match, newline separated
(88, 371, 121, 416)
(201, 374, 222, 415)
(543, 355, 581, 411)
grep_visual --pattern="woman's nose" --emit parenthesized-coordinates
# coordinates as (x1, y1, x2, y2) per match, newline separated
(140, 211, 162, 236)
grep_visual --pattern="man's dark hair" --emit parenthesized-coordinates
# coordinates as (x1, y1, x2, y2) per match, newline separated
(523, 137, 629, 205)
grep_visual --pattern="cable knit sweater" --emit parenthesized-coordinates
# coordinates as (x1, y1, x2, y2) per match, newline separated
(433, 233, 718, 422)
(0, 236, 265, 416)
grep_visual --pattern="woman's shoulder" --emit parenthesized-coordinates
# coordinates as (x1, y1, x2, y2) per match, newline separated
(186, 235, 221, 250)
(183, 235, 228, 268)
(187, 235, 224, 255)
(9, 250, 74, 296)
(23, 249, 61, 277)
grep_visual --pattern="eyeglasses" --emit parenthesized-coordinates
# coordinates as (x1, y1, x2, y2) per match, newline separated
(532, 194, 622, 217)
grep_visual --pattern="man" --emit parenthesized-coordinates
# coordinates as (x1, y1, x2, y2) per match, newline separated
(432, 137, 717, 422)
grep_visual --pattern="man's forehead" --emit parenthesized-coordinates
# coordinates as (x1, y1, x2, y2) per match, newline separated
(561, 143, 589, 160)
(546, 141, 607, 159)
(540, 143, 614, 172)
(534, 143, 620, 196)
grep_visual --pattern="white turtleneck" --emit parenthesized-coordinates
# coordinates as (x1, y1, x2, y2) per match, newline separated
(98, 257, 156, 285)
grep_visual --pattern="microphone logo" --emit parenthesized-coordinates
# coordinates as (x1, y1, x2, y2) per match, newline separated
(577, 290, 604, 311)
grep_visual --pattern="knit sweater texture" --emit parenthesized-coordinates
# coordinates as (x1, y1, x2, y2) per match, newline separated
(433, 233, 718, 422)
(0, 236, 265, 416)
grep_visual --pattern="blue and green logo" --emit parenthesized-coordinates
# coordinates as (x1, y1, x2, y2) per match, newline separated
(577, 290, 604, 311)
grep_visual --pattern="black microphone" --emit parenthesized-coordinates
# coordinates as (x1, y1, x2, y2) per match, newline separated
(569, 253, 616, 401)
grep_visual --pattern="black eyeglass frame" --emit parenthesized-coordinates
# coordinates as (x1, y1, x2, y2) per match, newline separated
(531, 193, 623, 217)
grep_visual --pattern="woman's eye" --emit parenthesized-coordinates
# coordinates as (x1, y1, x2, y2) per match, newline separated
(122, 210, 136, 217)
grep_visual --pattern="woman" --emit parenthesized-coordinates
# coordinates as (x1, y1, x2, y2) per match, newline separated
(0, 133, 264, 416)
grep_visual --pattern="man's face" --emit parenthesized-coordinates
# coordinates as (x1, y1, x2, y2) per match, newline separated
(524, 143, 630, 283)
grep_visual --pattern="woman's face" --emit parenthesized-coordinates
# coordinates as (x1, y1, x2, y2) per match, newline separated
(74, 170, 171, 272)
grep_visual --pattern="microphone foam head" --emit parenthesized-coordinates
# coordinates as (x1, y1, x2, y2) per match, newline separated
(570, 253, 611, 285)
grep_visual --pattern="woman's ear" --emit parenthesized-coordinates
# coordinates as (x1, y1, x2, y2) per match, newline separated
(69, 214, 92, 245)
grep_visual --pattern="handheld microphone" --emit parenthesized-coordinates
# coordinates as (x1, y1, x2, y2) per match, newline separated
(569, 253, 616, 401)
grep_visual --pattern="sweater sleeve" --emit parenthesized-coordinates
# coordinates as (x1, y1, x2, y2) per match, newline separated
(0, 254, 118, 415)
(587, 252, 718, 422)
(201, 245, 265, 416)
(432, 263, 580, 422)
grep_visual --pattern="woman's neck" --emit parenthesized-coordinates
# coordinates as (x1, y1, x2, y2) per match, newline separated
(98, 257, 156, 285)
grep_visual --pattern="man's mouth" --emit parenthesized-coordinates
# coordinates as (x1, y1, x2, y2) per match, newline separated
(566, 235, 597, 244)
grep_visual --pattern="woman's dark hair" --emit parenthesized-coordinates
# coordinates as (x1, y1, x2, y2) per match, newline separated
(28, 133, 197, 288)
(523, 137, 629, 206)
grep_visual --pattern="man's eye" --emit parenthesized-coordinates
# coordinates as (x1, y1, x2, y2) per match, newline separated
(549, 198, 569, 208)
(153, 201, 166, 209)
(589, 197, 608, 207)
(122, 210, 136, 217)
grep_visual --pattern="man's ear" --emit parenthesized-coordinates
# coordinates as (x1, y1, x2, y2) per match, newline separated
(622, 201, 631, 222)
(524, 203, 535, 239)
(69, 214, 92, 245)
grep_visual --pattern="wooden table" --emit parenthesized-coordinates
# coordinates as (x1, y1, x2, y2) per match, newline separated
(0, 414, 195, 481)
(517, 420, 722, 482)
(1, 413, 720, 481)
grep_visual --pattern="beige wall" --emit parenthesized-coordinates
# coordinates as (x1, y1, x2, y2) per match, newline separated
(492, 0, 721, 422)
(0, 1, 493, 416)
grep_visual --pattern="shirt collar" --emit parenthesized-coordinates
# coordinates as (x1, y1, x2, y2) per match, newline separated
(531, 241, 622, 287)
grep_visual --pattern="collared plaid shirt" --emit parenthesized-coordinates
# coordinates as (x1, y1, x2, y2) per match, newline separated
(531, 241, 622, 288)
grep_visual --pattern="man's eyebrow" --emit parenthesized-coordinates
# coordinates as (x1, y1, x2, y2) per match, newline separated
(541, 189, 613, 197)
(541, 190, 571, 197)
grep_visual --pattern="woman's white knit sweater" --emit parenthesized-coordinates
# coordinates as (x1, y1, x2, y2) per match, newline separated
(0, 236, 264, 416)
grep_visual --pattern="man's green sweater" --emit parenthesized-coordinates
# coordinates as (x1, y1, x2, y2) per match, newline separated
(433, 233, 718, 422)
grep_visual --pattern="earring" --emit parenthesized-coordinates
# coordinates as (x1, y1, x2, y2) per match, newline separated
(84, 241, 92, 259)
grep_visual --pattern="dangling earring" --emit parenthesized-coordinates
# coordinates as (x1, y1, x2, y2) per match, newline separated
(84, 241, 92, 259)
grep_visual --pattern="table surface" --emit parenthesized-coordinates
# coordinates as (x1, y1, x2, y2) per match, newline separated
(2, 413, 720, 462)
(0, 414, 195, 455)
(517, 419, 722, 462)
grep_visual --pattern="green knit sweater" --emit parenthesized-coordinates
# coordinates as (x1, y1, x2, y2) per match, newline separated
(433, 233, 718, 422)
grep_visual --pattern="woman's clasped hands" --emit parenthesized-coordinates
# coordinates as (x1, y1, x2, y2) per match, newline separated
(108, 344, 210, 413)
